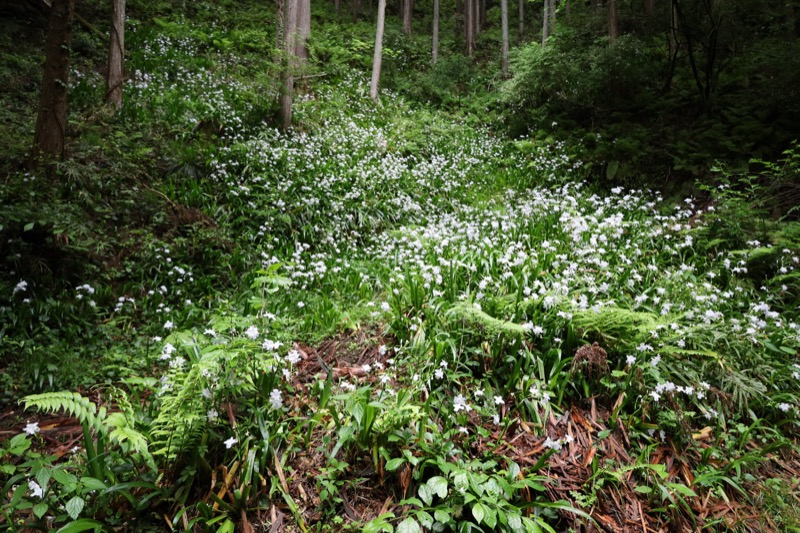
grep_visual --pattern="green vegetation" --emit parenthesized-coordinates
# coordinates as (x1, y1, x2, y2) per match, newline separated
(2, 0, 800, 531)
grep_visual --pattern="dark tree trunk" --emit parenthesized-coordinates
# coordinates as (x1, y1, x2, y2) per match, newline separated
(433, 0, 439, 63)
(609, 0, 619, 42)
(518, 0, 524, 38)
(32, 0, 74, 166)
(403, 0, 413, 34)
(106, 0, 125, 109)
(501, 0, 509, 76)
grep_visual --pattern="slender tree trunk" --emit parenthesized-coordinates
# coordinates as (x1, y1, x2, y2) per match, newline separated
(32, 0, 74, 166)
(280, 0, 298, 130)
(518, 0, 524, 38)
(501, 0, 509, 75)
(106, 0, 125, 109)
(645, 0, 655, 16)
(474, 0, 481, 34)
(351, 0, 361, 21)
(295, 0, 310, 61)
(370, 0, 387, 100)
(403, 0, 413, 33)
(466, 0, 474, 54)
(548, 0, 556, 32)
(479, 0, 486, 30)
(335, 0, 340, 14)
(432, 0, 439, 63)
(541, 0, 549, 45)
(609, 0, 619, 42)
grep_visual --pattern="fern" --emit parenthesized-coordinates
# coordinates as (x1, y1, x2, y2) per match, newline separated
(21, 391, 107, 433)
(446, 302, 529, 337)
(22, 391, 153, 466)
(572, 306, 668, 343)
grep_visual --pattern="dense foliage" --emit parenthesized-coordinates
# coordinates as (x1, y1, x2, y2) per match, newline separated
(2, 0, 800, 531)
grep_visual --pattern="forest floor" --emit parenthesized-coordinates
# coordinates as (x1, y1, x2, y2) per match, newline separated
(3, 5, 800, 532)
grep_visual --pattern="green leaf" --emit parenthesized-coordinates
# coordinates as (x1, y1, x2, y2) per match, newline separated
(396, 517, 421, 533)
(666, 483, 698, 497)
(434, 509, 450, 523)
(472, 502, 486, 524)
(418, 483, 434, 506)
(216, 519, 236, 533)
(36, 466, 51, 490)
(80, 477, 108, 492)
(55, 519, 105, 533)
(33, 502, 49, 519)
(417, 510, 434, 528)
(633, 485, 652, 494)
(386, 458, 406, 471)
(66, 496, 85, 520)
(427, 476, 448, 499)
(52, 469, 78, 486)
(484, 507, 497, 528)
(24, 222, 35, 232)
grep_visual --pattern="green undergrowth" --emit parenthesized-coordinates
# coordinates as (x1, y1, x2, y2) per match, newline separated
(2, 5, 800, 532)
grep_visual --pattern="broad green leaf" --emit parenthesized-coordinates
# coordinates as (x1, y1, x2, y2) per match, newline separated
(427, 476, 448, 499)
(33, 502, 48, 519)
(386, 458, 406, 471)
(417, 510, 434, 528)
(472, 502, 486, 524)
(434, 509, 450, 523)
(634, 485, 652, 494)
(55, 519, 105, 533)
(667, 483, 698, 497)
(418, 483, 434, 506)
(396, 517, 421, 533)
(66, 496, 85, 520)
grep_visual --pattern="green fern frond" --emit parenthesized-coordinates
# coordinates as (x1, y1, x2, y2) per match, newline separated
(446, 302, 528, 337)
(21, 391, 106, 434)
(572, 307, 667, 343)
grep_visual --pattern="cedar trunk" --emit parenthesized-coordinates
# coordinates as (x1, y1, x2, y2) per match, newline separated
(403, 0, 413, 34)
(609, 0, 619, 42)
(501, 0, 509, 76)
(106, 0, 125, 109)
(432, 0, 439, 63)
(280, 0, 298, 129)
(32, 0, 74, 165)
(518, 0, 524, 38)
(295, 0, 310, 60)
(370, 0, 387, 99)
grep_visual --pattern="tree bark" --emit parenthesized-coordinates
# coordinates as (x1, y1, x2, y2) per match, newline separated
(370, 0, 387, 100)
(645, 0, 655, 16)
(466, 0, 474, 54)
(295, 0, 310, 61)
(351, 0, 361, 22)
(403, 0, 413, 34)
(609, 0, 619, 42)
(501, 0, 509, 75)
(474, 0, 481, 34)
(280, 0, 298, 129)
(518, 0, 524, 39)
(32, 0, 74, 166)
(432, 0, 439, 63)
(479, 0, 486, 30)
(106, 0, 125, 109)
(541, 0, 548, 45)
(335, 0, 340, 14)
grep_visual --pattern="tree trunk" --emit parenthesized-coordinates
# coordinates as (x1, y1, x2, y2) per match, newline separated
(609, 0, 619, 42)
(295, 0, 310, 61)
(501, 0, 509, 75)
(32, 0, 74, 166)
(479, 0, 486, 30)
(351, 0, 361, 21)
(541, 0, 548, 45)
(370, 0, 387, 99)
(645, 0, 655, 16)
(474, 0, 481, 34)
(432, 0, 439, 63)
(548, 0, 556, 32)
(280, 0, 298, 130)
(335, 0, 340, 14)
(402, 0, 413, 34)
(518, 0, 524, 39)
(786, 0, 796, 38)
(105, 0, 125, 109)
(466, 0, 474, 54)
